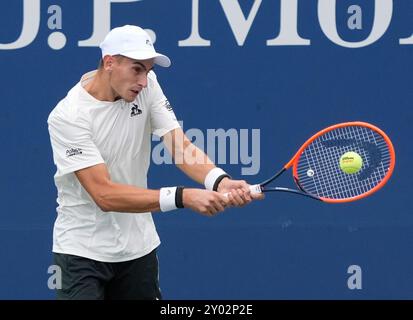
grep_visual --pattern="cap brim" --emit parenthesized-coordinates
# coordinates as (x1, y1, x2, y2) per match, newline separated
(121, 51, 171, 67)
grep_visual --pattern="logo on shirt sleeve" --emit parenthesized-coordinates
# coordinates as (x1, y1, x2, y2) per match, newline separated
(66, 148, 83, 157)
(164, 100, 173, 112)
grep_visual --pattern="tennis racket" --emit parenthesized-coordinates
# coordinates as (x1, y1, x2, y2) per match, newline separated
(245, 121, 395, 203)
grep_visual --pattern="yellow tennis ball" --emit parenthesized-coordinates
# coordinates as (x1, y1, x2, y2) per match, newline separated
(340, 151, 363, 174)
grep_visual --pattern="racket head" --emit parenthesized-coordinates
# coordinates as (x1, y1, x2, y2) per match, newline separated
(288, 122, 395, 203)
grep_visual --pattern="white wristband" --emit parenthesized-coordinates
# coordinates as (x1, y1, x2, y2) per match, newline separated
(204, 168, 227, 191)
(159, 187, 178, 212)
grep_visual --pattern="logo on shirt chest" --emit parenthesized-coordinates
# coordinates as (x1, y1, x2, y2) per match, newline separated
(131, 103, 142, 117)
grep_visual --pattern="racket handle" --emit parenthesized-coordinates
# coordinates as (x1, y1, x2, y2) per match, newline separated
(249, 184, 262, 194)
(223, 184, 262, 197)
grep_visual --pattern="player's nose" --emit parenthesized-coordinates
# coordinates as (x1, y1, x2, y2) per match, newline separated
(137, 75, 148, 88)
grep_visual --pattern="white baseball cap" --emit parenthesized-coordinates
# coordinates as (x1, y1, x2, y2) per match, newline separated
(99, 25, 171, 67)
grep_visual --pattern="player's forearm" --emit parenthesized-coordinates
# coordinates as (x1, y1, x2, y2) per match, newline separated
(176, 163, 216, 185)
(175, 145, 216, 184)
(164, 128, 216, 184)
(94, 182, 160, 213)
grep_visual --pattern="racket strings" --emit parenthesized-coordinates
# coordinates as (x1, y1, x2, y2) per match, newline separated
(296, 126, 392, 200)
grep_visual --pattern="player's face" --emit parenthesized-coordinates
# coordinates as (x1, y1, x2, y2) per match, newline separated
(110, 56, 154, 102)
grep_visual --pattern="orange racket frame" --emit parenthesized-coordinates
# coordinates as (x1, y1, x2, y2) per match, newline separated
(251, 122, 395, 203)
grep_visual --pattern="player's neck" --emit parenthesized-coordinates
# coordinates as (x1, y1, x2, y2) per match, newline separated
(84, 70, 120, 102)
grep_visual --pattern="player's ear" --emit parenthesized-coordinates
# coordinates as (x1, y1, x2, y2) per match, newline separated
(102, 55, 115, 71)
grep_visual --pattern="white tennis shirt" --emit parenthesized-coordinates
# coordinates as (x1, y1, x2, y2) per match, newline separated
(47, 70, 180, 262)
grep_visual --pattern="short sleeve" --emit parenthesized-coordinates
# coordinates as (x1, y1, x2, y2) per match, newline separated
(48, 109, 104, 176)
(148, 72, 181, 137)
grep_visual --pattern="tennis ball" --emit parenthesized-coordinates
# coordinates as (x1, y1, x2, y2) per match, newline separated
(339, 151, 363, 174)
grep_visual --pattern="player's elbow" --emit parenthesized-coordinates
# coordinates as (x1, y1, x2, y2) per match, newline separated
(93, 188, 115, 212)
(94, 196, 112, 212)
(96, 199, 112, 212)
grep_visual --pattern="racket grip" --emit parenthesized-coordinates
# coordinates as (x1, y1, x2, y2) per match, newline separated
(249, 184, 262, 194)
(223, 184, 262, 197)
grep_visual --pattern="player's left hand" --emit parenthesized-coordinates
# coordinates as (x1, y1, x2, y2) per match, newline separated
(217, 178, 264, 207)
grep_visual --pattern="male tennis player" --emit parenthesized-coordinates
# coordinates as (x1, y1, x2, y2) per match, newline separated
(47, 25, 262, 300)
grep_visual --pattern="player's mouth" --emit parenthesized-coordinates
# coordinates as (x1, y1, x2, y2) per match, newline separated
(131, 89, 140, 95)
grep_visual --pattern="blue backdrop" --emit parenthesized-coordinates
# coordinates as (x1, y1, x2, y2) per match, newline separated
(0, 0, 412, 299)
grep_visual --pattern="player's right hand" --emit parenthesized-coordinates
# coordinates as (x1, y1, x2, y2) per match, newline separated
(182, 188, 229, 216)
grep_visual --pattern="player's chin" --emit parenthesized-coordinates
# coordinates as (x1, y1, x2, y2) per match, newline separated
(123, 90, 139, 102)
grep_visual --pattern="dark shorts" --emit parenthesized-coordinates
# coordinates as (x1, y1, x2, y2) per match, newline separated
(53, 249, 162, 300)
